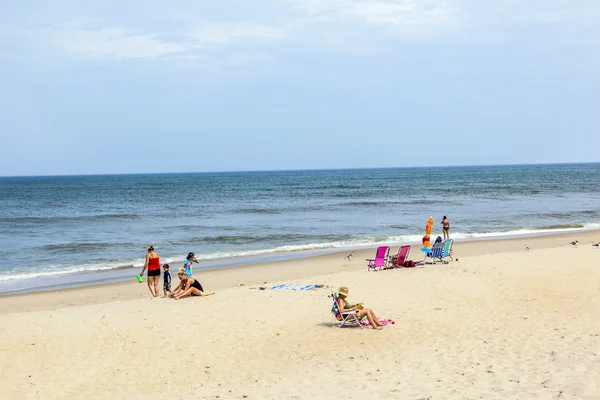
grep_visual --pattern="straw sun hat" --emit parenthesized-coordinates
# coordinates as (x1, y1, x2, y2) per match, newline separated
(338, 287, 349, 296)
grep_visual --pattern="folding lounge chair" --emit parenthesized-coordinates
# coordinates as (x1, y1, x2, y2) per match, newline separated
(425, 239, 454, 264)
(366, 246, 390, 271)
(423, 241, 444, 264)
(389, 245, 411, 268)
(437, 239, 454, 263)
(329, 293, 364, 328)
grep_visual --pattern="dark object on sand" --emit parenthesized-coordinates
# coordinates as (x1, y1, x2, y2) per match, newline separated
(569, 241, 579, 247)
(345, 251, 354, 261)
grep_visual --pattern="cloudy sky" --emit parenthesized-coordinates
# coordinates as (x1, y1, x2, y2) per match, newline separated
(0, 0, 599, 176)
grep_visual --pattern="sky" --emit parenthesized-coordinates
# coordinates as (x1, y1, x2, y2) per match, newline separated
(0, 0, 599, 176)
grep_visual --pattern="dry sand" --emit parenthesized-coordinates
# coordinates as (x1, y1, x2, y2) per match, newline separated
(1, 231, 600, 399)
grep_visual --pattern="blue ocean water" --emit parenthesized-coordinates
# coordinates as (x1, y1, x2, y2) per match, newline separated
(1, 164, 599, 294)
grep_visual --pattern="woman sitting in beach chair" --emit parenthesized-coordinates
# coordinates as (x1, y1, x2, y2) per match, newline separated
(336, 287, 384, 330)
(169, 269, 215, 299)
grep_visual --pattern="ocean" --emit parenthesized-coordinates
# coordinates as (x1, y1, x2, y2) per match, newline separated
(1, 163, 599, 294)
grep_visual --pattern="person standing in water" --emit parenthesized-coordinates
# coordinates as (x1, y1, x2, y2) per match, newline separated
(442, 216, 450, 240)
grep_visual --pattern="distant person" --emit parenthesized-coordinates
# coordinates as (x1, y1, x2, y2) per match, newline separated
(184, 252, 199, 278)
(170, 268, 215, 299)
(442, 216, 450, 240)
(162, 264, 172, 298)
(140, 245, 161, 297)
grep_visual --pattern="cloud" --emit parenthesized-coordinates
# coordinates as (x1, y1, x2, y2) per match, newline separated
(17, 20, 287, 61)
(292, 0, 458, 30)
(2, 0, 598, 67)
(41, 26, 190, 60)
(191, 22, 287, 45)
(1, 0, 461, 63)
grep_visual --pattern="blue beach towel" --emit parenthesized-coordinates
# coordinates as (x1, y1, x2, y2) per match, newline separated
(271, 284, 318, 290)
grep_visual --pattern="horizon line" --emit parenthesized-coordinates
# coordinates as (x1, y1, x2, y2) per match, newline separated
(1, 161, 598, 179)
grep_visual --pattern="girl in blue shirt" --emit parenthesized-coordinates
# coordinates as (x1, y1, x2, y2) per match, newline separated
(184, 252, 199, 277)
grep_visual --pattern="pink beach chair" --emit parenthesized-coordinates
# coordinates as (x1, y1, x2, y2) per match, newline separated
(366, 246, 390, 271)
(389, 245, 411, 268)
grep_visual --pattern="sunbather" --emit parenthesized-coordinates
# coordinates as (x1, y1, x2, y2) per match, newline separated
(336, 286, 383, 330)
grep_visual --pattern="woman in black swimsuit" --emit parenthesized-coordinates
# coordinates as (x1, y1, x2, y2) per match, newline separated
(441, 216, 450, 240)
(170, 268, 215, 299)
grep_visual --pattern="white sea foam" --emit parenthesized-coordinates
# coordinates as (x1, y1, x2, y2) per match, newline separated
(0, 262, 136, 282)
(198, 223, 600, 259)
(2, 223, 599, 283)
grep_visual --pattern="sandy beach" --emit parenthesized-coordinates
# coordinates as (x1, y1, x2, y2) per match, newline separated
(1, 231, 600, 399)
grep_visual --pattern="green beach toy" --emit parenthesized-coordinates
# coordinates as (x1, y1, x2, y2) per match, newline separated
(136, 275, 143, 283)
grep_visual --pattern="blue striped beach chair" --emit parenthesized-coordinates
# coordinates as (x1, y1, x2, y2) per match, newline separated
(423, 241, 444, 264)
(424, 239, 454, 264)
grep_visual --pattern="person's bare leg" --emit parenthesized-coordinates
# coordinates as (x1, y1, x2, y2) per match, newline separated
(359, 309, 381, 329)
(200, 291, 215, 296)
(151, 276, 160, 297)
(366, 309, 382, 328)
(175, 287, 195, 299)
(153, 277, 160, 297)
(147, 276, 155, 296)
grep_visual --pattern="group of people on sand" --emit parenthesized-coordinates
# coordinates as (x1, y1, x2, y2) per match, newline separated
(139, 246, 214, 299)
(136, 218, 450, 323)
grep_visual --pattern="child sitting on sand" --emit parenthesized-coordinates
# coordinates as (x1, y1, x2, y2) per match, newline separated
(162, 264, 172, 297)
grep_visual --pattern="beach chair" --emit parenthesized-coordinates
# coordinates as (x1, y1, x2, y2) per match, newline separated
(388, 245, 411, 268)
(437, 239, 454, 263)
(366, 246, 390, 271)
(329, 293, 364, 328)
(425, 239, 454, 264)
(423, 241, 444, 264)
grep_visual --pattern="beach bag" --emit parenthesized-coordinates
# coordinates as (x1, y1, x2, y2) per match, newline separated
(403, 260, 415, 268)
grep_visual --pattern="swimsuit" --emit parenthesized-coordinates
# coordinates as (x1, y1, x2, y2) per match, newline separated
(147, 257, 161, 276)
(190, 278, 204, 295)
(190, 279, 204, 296)
(341, 299, 357, 313)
